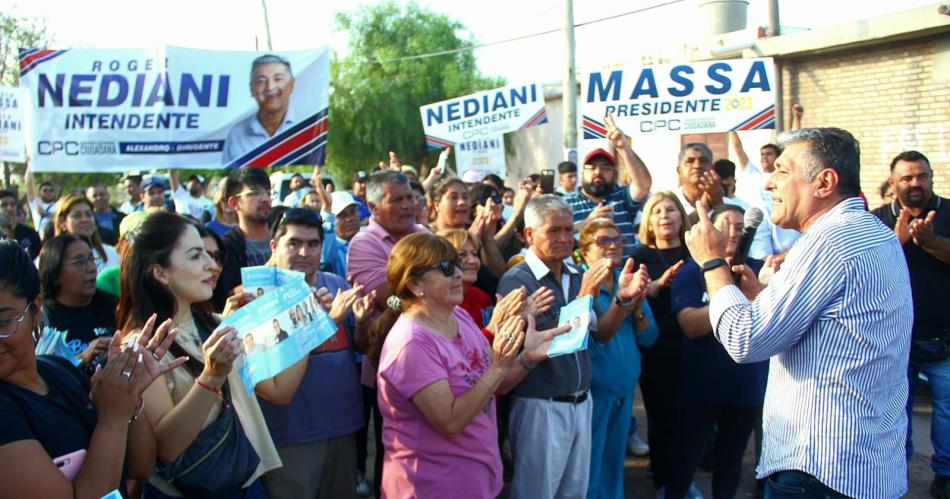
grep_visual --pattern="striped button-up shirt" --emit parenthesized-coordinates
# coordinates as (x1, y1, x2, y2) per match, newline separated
(708, 197, 913, 499)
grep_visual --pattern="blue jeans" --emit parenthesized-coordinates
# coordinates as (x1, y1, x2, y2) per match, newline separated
(764, 471, 847, 498)
(905, 356, 950, 476)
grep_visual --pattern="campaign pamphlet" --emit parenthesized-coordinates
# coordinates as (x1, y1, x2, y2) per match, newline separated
(19, 46, 329, 171)
(547, 295, 593, 358)
(582, 57, 776, 137)
(221, 266, 337, 394)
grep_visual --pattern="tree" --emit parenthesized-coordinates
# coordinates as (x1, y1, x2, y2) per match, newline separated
(0, 11, 51, 189)
(328, 1, 503, 179)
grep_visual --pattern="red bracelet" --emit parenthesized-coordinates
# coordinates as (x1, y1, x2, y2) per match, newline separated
(195, 379, 228, 408)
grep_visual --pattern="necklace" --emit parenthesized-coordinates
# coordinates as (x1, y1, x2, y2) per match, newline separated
(171, 317, 203, 355)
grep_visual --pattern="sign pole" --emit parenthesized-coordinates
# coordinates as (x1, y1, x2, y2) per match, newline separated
(562, 0, 577, 160)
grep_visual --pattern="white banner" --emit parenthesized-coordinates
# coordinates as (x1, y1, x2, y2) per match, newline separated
(582, 58, 776, 138)
(454, 134, 506, 179)
(19, 46, 329, 172)
(420, 83, 547, 149)
(0, 86, 26, 162)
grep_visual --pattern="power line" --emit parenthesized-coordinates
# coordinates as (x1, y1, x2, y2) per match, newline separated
(376, 0, 685, 63)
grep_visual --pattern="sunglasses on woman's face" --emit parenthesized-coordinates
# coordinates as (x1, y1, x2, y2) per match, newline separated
(594, 235, 624, 248)
(478, 193, 502, 206)
(412, 259, 459, 277)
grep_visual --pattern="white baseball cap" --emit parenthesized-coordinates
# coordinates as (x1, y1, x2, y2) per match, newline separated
(330, 191, 360, 216)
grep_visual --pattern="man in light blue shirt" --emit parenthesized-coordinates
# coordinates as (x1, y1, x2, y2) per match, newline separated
(320, 191, 361, 279)
(223, 54, 297, 165)
(686, 128, 912, 498)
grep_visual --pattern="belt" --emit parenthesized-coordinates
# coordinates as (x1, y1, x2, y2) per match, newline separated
(549, 392, 588, 404)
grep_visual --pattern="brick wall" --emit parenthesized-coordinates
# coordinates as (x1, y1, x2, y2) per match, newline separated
(781, 36, 950, 205)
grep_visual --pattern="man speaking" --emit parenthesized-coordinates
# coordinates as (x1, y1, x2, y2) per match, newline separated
(223, 54, 297, 164)
(684, 128, 912, 497)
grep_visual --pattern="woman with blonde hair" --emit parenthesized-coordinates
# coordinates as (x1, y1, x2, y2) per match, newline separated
(52, 192, 119, 273)
(371, 232, 567, 498)
(578, 217, 659, 498)
(632, 190, 696, 495)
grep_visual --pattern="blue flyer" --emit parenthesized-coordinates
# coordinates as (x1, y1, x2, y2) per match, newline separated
(223, 266, 338, 394)
(547, 295, 593, 358)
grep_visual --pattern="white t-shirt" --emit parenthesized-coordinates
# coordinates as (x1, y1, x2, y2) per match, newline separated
(172, 186, 215, 221)
(29, 198, 55, 237)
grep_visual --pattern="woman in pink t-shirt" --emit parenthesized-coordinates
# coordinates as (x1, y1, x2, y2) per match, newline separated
(372, 233, 567, 499)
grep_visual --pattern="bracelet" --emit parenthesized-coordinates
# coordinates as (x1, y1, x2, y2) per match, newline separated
(129, 398, 145, 423)
(614, 296, 635, 307)
(517, 352, 535, 371)
(196, 379, 229, 408)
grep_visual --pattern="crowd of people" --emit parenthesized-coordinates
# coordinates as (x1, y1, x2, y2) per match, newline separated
(0, 112, 947, 499)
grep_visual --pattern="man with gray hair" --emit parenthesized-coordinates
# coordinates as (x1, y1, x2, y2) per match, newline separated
(497, 194, 649, 498)
(223, 54, 297, 164)
(685, 127, 912, 497)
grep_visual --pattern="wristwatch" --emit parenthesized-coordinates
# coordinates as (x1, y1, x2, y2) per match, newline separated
(614, 296, 635, 307)
(701, 258, 728, 273)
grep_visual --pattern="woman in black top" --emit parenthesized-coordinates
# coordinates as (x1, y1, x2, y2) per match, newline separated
(631, 191, 691, 493)
(0, 240, 184, 498)
(39, 235, 117, 374)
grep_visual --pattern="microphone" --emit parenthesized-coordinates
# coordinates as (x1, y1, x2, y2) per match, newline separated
(731, 207, 764, 267)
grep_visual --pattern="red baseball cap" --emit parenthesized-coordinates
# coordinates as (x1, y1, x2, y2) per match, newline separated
(583, 148, 616, 166)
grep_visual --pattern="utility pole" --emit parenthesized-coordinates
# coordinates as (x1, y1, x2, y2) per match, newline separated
(562, 0, 577, 162)
(768, 0, 783, 132)
(261, 0, 274, 51)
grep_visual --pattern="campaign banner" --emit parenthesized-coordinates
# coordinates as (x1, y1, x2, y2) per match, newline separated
(0, 86, 26, 162)
(420, 83, 547, 149)
(454, 134, 506, 179)
(19, 46, 329, 172)
(222, 266, 336, 394)
(547, 295, 592, 358)
(582, 58, 776, 137)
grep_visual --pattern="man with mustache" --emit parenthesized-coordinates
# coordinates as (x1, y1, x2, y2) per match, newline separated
(169, 170, 214, 222)
(223, 54, 297, 165)
(871, 150, 950, 498)
(565, 113, 652, 257)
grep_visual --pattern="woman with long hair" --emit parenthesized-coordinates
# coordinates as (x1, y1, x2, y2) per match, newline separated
(632, 191, 693, 495)
(578, 218, 659, 498)
(370, 232, 567, 498)
(116, 211, 309, 498)
(39, 235, 117, 373)
(52, 192, 119, 273)
(0, 240, 184, 498)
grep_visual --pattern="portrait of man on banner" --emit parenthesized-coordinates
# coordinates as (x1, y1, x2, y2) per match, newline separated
(222, 54, 298, 164)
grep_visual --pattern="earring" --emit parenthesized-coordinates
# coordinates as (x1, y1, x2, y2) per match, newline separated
(31, 327, 40, 344)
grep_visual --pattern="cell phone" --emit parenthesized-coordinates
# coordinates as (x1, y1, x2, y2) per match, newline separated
(540, 169, 555, 194)
(54, 449, 86, 482)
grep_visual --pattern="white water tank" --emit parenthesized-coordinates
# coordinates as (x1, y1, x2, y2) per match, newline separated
(698, 0, 749, 35)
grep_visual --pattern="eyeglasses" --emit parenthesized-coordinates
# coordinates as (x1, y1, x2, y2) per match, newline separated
(478, 192, 502, 206)
(411, 259, 459, 277)
(236, 188, 268, 198)
(0, 303, 32, 339)
(594, 235, 625, 248)
(68, 255, 101, 269)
